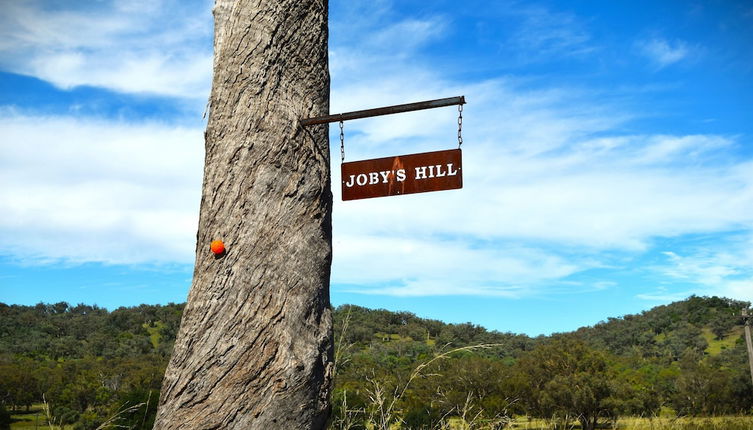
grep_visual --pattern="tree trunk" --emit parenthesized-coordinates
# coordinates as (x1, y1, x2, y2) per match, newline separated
(152, 0, 332, 428)
(579, 415, 596, 430)
(742, 309, 753, 388)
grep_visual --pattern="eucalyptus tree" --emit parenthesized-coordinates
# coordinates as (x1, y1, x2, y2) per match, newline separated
(153, 0, 333, 428)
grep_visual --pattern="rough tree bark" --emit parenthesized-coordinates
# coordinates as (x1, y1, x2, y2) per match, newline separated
(153, 0, 332, 428)
(744, 309, 753, 387)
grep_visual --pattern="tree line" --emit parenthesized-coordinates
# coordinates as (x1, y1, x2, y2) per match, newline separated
(330, 296, 752, 429)
(1, 296, 751, 429)
(0, 302, 182, 429)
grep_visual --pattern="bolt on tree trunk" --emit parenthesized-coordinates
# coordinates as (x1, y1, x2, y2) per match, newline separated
(152, 0, 332, 428)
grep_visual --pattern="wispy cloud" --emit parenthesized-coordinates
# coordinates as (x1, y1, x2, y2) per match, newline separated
(510, 5, 594, 58)
(332, 234, 585, 297)
(368, 18, 447, 52)
(0, 112, 204, 265)
(636, 37, 696, 69)
(0, 0, 213, 98)
(636, 290, 696, 302)
(636, 230, 753, 303)
(330, 14, 448, 89)
(653, 237, 753, 301)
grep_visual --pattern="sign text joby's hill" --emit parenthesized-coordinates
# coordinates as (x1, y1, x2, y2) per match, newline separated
(341, 149, 463, 200)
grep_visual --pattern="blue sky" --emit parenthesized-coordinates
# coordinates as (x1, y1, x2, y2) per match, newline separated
(1, 0, 752, 335)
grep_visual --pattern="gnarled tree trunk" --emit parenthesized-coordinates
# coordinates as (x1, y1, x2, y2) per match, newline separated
(153, 0, 332, 428)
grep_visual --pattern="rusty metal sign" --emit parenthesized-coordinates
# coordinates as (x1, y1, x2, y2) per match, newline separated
(341, 149, 462, 201)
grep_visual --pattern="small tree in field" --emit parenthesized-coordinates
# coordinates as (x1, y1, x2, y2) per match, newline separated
(515, 337, 623, 430)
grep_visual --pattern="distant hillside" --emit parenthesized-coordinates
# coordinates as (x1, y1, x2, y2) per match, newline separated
(572, 295, 748, 359)
(1, 296, 751, 429)
(0, 302, 184, 360)
(332, 304, 537, 357)
(331, 295, 749, 361)
(1, 296, 747, 362)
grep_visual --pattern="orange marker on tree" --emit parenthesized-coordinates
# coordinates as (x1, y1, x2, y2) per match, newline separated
(210, 240, 225, 255)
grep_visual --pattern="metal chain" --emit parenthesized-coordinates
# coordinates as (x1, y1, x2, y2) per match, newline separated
(457, 104, 463, 148)
(339, 120, 345, 162)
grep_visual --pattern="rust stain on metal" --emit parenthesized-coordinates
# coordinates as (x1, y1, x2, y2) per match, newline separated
(341, 149, 463, 201)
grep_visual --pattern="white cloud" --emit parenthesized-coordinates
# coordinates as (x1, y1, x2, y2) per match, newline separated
(510, 5, 594, 58)
(27, 50, 212, 98)
(637, 37, 695, 69)
(14, 71, 752, 297)
(1, 0, 751, 304)
(332, 234, 584, 296)
(636, 291, 696, 302)
(0, 0, 213, 98)
(648, 239, 753, 301)
(0, 113, 204, 265)
(368, 18, 447, 52)
(327, 72, 753, 296)
(330, 15, 448, 86)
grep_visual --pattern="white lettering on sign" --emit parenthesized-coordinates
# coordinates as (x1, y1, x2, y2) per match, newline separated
(414, 164, 459, 181)
(345, 169, 408, 188)
(344, 164, 459, 188)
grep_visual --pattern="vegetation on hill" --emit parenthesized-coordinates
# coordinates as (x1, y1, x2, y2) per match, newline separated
(0, 296, 751, 429)
(0, 302, 183, 429)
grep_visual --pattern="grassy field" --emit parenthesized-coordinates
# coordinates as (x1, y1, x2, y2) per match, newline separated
(495, 416, 753, 430)
(440, 415, 753, 430)
(9, 405, 72, 430)
(143, 321, 165, 349)
(617, 416, 753, 430)
(702, 326, 743, 356)
(10, 405, 753, 429)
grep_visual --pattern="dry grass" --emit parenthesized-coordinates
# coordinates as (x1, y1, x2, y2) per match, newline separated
(617, 415, 753, 430)
(413, 415, 753, 430)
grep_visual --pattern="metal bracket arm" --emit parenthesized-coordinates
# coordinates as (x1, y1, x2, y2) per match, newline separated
(300, 96, 466, 127)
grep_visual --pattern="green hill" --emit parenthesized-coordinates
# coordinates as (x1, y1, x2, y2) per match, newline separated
(572, 295, 747, 359)
(1, 296, 751, 429)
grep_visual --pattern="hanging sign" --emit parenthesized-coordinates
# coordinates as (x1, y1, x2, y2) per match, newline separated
(341, 149, 462, 201)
